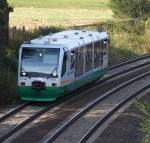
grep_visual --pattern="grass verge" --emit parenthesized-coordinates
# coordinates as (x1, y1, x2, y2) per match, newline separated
(137, 100, 150, 143)
(8, 0, 110, 9)
(8, 0, 112, 28)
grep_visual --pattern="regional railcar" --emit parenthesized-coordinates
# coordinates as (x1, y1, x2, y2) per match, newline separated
(18, 30, 109, 101)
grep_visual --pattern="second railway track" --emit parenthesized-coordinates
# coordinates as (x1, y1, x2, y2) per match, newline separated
(43, 68, 150, 143)
(0, 54, 150, 143)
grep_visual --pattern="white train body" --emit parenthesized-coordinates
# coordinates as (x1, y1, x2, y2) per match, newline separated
(18, 30, 109, 101)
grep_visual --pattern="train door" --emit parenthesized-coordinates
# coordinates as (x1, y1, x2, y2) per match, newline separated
(61, 51, 75, 87)
(61, 51, 68, 86)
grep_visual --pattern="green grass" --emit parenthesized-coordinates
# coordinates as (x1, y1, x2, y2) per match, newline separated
(136, 101, 150, 143)
(8, 0, 112, 28)
(9, 8, 112, 28)
(8, 0, 109, 9)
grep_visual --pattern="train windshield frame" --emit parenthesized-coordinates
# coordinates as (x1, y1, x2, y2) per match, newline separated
(20, 47, 60, 78)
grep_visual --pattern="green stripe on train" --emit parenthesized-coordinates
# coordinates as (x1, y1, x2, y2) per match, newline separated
(18, 69, 107, 101)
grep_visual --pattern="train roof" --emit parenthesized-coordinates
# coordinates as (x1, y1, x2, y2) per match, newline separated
(29, 30, 108, 50)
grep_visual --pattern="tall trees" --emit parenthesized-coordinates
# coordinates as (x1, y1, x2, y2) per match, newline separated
(110, 0, 150, 19)
(0, 0, 13, 50)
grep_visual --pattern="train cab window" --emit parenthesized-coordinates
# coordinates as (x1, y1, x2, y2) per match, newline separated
(61, 52, 67, 77)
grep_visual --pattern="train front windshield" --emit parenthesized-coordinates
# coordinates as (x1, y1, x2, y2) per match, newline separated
(20, 48, 60, 77)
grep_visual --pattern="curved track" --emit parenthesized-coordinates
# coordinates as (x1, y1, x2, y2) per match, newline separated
(79, 85, 150, 143)
(0, 54, 150, 143)
(44, 71, 150, 143)
(0, 54, 150, 124)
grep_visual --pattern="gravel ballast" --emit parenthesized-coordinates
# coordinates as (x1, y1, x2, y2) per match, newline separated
(93, 93, 150, 143)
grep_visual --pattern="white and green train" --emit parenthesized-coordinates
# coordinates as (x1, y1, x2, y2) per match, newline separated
(18, 30, 109, 101)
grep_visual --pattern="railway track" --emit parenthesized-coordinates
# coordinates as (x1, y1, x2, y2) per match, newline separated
(108, 53, 150, 70)
(0, 102, 29, 123)
(0, 97, 75, 143)
(1, 54, 149, 123)
(79, 85, 149, 143)
(43, 70, 150, 143)
(0, 54, 150, 142)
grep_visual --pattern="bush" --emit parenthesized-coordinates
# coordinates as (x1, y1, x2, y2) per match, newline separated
(110, 0, 150, 19)
(137, 101, 150, 143)
(0, 55, 18, 105)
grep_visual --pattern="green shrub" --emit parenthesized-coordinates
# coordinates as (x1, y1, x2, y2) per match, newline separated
(109, 46, 138, 65)
(110, 0, 150, 19)
(0, 55, 18, 105)
(137, 101, 150, 143)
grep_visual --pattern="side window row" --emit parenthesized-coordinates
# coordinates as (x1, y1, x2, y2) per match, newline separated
(61, 39, 109, 77)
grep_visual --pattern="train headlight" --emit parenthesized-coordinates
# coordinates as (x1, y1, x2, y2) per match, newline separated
(22, 72, 26, 76)
(39, 53, 43, 57)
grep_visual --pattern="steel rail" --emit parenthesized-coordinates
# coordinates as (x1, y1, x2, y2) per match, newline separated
(45, 71, 150, 143)
(0, 102, 29, 123)
(0, 95, 75, 143)
(99, 60, 150, 84)
(108, 53, 150, 70)
(79, 84, 150, 143)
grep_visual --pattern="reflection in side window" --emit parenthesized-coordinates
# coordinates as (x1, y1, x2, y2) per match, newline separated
(85, 44, 93, 72)
(94, 41, 101, 68)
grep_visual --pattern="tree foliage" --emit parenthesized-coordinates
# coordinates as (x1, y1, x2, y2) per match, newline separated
(110, 0, 150, 18)
(0, 0, 13, 50)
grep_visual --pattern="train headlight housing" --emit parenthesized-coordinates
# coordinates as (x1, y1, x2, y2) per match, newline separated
(20, 82, 25, 86)
(20, 71, 27, 76)
(52, 83, 57, 87)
